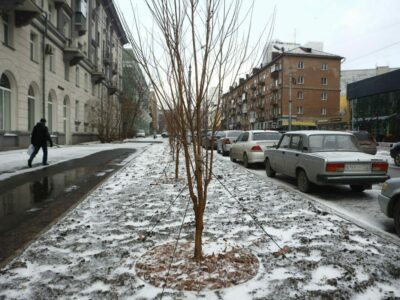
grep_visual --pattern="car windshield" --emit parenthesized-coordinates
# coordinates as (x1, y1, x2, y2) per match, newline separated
(308, 134, 360, 152)
(352, 131, 374, 142)
(253, 132, 281, 141)
(227, 131, 242, 138)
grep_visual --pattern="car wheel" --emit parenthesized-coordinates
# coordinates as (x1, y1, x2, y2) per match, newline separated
(394, 200, 400, 237)
(265, 159, 276, 177)
(243, 153, 250, 168)
(217, 148, 221, 154)
(350, 185, 366, 192)
(395, 152, 400, 167)
(297, 169, 312, 193)
(230, 152, 236, 162)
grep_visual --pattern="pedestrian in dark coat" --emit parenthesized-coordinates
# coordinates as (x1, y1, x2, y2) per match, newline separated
(28, 118, 53, 167)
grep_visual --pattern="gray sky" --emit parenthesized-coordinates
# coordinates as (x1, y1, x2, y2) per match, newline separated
(116, 0, 400, 71)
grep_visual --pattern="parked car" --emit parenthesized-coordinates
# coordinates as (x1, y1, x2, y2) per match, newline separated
(202, 131, 223, 150)
(349, 130, 377, 155)
(390, 142, 400, 166)
(378, 178, 400, 236)
(264, 130, 389, 193)
(217, 130, 243, 156)
(136, 129, 145, 137)
(161, 131, 169, 138)
(230, 130, 281, 168)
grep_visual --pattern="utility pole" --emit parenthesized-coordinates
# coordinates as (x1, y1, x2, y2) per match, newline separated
(288, 72, 292, 131)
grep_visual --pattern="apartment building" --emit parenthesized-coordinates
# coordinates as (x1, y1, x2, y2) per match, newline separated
(221, 47, 342, 131)
(0, 0, 128, 149)
(122, 48, 151, 136)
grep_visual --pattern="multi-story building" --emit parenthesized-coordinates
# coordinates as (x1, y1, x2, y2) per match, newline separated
(221, 46, 342, 131)
(0, 0, 128, 150)
(347, 69, 400, 142)
(121, 49, 151, 136)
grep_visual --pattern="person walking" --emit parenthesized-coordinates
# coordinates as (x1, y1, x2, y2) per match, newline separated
(28, 118, 53, 167)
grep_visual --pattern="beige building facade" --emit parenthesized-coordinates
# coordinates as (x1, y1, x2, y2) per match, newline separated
(0, 0, 128, 149)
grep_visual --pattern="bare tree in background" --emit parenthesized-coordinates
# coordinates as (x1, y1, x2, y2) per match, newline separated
(120, 0, 269, 261)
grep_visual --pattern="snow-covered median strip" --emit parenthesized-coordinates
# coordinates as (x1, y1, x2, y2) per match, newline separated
(1, 143, 400, 299)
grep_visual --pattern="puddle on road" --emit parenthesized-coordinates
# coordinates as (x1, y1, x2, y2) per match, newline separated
(0, 148, 136, 265)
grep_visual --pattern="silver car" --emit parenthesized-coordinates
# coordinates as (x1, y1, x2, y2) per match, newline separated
(264, 131, 389, 193)
(230, 130, 281, 168)
(217, 130, 243, 156)
(378, 178, 400, 236)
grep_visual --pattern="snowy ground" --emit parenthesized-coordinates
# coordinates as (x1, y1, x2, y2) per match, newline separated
(1, 142, 400, 299)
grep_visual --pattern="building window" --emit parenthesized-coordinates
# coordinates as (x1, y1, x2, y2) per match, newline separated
(297, 61, 304, 69)
(84, 104, 88, 132)
(84, 73, 88, 91)
(62, 14, 71, 39)
(48, 3, 54, 24)
(0, 74, 11, 130)
(63, 97, 68, 133)
(297, 106, 303, 114)
(321, 77, 327, 85)
(321, 108, 327, 115)
(75, 67, 80, 87)
(28, 85, 35, 131)
(2, 13, 13, 46)
(65, 63, 70, 81)
(321, 63, 328, 70)
(297, 76, 304, 85)
(30, 32, 39, 62)
(75, 100, 79, 121)
(48, 94, 53, 132)
(48, 47, 55, 73)
(321, 91, 328, 100)
(297, 91, 304, 100)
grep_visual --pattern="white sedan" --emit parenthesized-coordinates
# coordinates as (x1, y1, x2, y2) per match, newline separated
(230, 130, 281, 168)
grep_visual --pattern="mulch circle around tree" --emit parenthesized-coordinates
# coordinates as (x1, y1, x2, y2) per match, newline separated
(135, 241, 259, 291)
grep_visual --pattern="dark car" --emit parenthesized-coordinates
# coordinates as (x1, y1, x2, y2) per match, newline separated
(202, 131, 223, 150)
(378, 178, 400, 236)
(390, 142, 400, 166)
(349, 131, 377, 155)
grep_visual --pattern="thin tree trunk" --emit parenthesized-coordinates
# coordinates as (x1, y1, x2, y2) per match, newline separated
(194, 208, 204, 261)
(175, 141, 179, 180)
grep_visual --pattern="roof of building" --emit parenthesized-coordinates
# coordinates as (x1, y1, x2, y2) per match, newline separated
(284, 47, 342, 59)
(101, 0, 129, 45)
(347, 69, 400, 99)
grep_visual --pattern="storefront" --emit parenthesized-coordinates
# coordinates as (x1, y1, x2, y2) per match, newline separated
(347, 70, 400, 142)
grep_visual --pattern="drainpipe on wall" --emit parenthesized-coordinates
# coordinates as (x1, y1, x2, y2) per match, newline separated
(42, 12, 48, 119)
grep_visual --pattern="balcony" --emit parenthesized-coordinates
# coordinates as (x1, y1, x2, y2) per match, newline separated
(258, 80, 265, 86)
(75, 11, 87, 36)
(54, 0, 68, 8)
(63, 40, 84, 66)
(270, 64, 281, 77)
(1, 0, 41, 27)
(91, 65, 105, 84)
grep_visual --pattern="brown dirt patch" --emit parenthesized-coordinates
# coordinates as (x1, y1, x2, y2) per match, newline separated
(135, 241, 259, 291)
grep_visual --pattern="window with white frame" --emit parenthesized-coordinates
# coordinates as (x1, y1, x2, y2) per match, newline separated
(297, 76, 304, 85)
(28, 85, 35, 130)
(321, 91, 327, 100)
(321, 107, 327, 115)
(321, 77, 327, 85)
(0, 73, 11, 130)
(297, 91, 304, 99)
(297, 60, 304, 69)
(297, 106, 303, 114)
(48, 93, 53, 132)
(321, 63, 328, 70)
(30, 32, 39, 62)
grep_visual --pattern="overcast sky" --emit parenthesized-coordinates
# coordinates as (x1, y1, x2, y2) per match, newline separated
(116, 0, 400, 71)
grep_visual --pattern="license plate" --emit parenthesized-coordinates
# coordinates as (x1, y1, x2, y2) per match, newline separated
(345, 163, 371, 171)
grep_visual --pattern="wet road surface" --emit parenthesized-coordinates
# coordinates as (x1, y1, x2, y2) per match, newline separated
(0, 148, 136, 267)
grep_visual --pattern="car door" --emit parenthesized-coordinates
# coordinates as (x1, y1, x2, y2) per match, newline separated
(231, 133, 243, 159)
(237, 132, 249, 161)
(271, 134, 291, 173)
(284, 135, 302, 177)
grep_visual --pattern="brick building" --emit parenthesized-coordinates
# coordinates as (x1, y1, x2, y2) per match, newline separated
(221, 47, 342, 131)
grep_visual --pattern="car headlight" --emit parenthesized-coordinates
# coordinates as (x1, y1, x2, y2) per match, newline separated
(381, 182, 388, 193)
